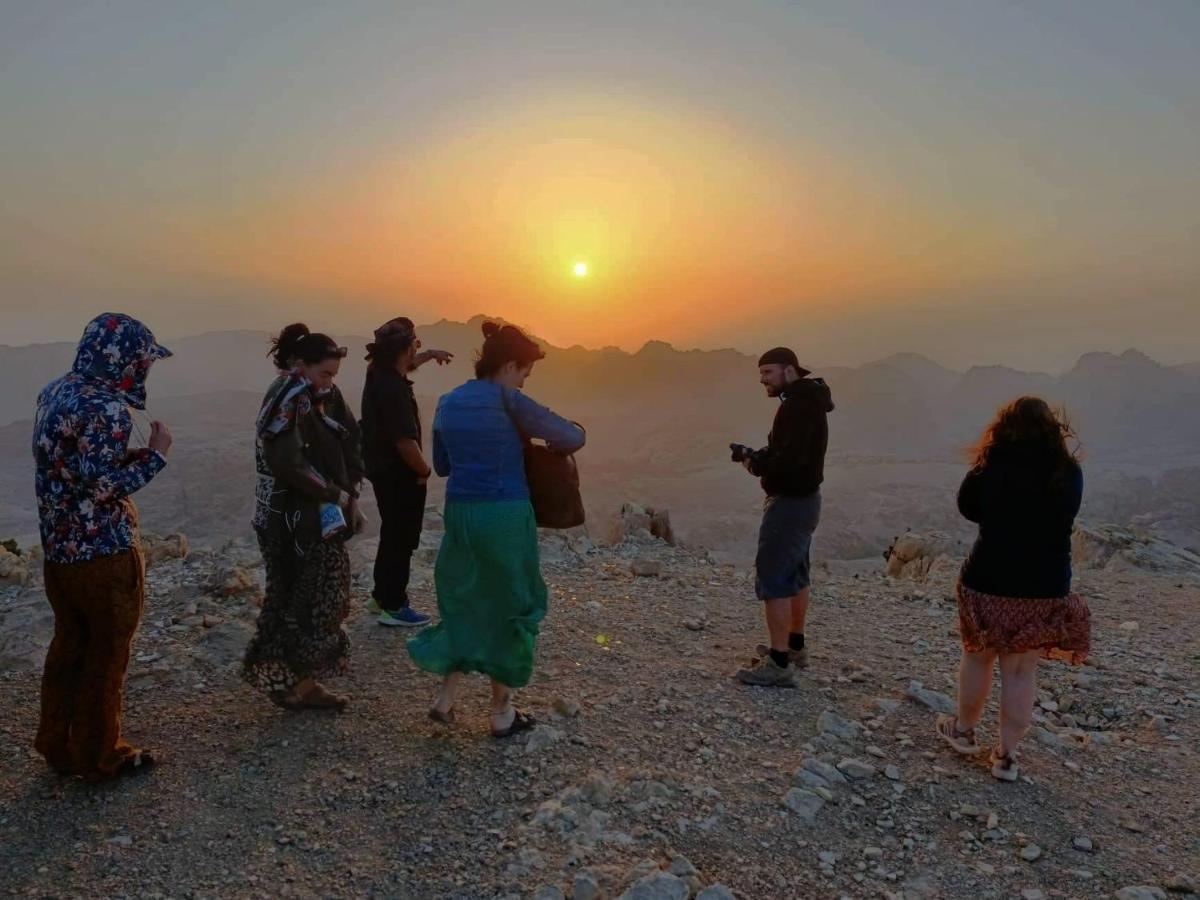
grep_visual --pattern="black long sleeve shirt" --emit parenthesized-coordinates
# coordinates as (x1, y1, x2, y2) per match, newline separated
(958, 448, 1083, 598)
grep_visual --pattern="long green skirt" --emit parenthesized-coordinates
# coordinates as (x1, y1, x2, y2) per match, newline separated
(406, 500, 547, 688)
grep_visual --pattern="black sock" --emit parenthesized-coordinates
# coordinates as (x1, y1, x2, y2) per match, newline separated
(789, 632, 806, 651)
(769, 648, 791, 668)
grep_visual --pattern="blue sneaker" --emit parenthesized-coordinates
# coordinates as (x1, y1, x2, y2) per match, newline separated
(378, 607, 432, 628)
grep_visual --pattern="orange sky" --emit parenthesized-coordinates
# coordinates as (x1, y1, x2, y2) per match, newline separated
(2, 4, 1197, 368)
(120, 93, 1012, 351)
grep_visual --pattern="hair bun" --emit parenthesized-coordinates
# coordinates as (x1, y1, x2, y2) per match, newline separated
(482, 321, 501, 339)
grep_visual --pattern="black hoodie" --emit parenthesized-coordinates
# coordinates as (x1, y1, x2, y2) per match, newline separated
(750, 377, 835, 497)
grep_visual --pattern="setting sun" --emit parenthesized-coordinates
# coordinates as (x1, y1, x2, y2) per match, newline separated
(573, 261, 589, 278)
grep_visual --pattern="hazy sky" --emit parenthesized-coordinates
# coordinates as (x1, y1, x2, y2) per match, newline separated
(2, 1, 1198, 370)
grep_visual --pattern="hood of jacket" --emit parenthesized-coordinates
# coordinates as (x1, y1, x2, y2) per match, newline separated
(69, 313, 172, 410)
(782, 376, 834, 413)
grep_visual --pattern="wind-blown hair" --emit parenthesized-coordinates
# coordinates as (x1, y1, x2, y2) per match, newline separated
(969, 396, 1080, 476)
(474, 321, 545, 379)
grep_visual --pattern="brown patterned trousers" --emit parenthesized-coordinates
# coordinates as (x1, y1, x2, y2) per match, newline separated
(35, 548, 146, 780)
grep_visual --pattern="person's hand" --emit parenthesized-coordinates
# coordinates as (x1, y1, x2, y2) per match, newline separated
(148, 421, 173, 456)
(425, 349, 454, 366)
(349, 499, 368, 535)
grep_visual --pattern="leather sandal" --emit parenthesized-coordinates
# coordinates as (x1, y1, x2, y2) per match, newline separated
(269, 689, 306, 711)
(428, 706, 456, 725)
(491, 709, 536, 739)
(297, 683, 348, 711)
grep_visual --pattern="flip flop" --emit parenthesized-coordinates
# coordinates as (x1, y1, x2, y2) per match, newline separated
(491, 709, 537, 739)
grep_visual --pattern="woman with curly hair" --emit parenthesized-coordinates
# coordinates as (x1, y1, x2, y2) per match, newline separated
(936, 396, 1090, 781)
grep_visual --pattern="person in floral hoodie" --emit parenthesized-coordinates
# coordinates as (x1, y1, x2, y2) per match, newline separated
(32, 312, 173, 780)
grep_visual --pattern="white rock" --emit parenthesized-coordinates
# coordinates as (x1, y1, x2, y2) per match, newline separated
(526, 725, 563, 753)
(801, 757, 848, 785)
(906, 680, 956, 714)
(816, 710, 862, 740)
(783, 788, 825, 824)
(836, 758, 877, 779)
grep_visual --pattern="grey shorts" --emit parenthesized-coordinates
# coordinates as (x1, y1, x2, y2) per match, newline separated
(755, 492, 822, 601)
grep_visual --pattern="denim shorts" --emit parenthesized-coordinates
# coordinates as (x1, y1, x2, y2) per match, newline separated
(755, 492, 822, 601)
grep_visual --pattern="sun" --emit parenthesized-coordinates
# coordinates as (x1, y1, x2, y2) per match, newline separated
(572, 261, 589, 278)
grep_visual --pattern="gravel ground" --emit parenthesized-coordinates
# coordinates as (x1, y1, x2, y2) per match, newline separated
(1, 536, 1197, 899)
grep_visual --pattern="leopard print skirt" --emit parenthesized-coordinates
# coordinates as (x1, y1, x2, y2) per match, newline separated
(242, 530, 351, 692)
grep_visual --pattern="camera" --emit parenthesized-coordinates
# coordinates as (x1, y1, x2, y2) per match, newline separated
(730, 443, 762, 465)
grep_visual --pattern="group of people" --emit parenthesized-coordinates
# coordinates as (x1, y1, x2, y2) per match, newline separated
(31, 312, 1090, 785)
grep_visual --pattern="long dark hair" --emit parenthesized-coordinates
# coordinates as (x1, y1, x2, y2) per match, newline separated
(969, 396, 1080, 475)
(474, 321, 545, 378)
(268, 323, 310, 370)
(268, 323, 346, 369)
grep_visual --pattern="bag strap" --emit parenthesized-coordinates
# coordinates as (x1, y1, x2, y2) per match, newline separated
(500, 386, 584, 453)
(498, 385, 533, 447)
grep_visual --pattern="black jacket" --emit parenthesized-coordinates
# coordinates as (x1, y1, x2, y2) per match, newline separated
(750, 377, 834, 497)
(958, 446, 1083, 598)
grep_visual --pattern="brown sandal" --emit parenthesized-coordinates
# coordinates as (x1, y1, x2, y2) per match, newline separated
(428, 707, 456, 725)
(270, 690, 306, 711)
(297, 683, 348, 711)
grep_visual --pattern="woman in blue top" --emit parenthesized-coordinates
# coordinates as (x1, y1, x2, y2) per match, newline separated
(408, 321, 585, 737)
(936, 397, 1090, 782)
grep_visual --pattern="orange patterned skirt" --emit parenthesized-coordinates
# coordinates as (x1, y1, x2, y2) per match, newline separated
(956, 582, 1090, 664)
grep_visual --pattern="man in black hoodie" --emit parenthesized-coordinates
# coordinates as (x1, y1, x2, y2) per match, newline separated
(736, 347, 834, 687)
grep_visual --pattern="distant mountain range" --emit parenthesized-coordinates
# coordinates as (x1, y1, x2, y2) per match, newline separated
(4, 316, 1197, 462)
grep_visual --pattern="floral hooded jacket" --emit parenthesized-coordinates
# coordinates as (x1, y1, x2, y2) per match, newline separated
(33, 313, 172, 563)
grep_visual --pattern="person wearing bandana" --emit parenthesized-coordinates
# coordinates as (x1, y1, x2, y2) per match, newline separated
(242, 328, 366, 710)
(360, 317, 453, 627)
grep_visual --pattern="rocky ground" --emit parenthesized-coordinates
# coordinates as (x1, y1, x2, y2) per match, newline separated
(0, 518, 1198, 900)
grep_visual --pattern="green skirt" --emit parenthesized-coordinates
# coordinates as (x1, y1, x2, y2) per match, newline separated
(407, 500, 547, 688)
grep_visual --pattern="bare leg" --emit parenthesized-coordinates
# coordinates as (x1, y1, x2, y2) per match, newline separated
(433, 672, 462, 716)
(490, 679, 514, 731)
(956, 649, 997, 730)
(790, 587, 810, 635)
(998, 651, 1040, 756)
(764, 598, 791, 652)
